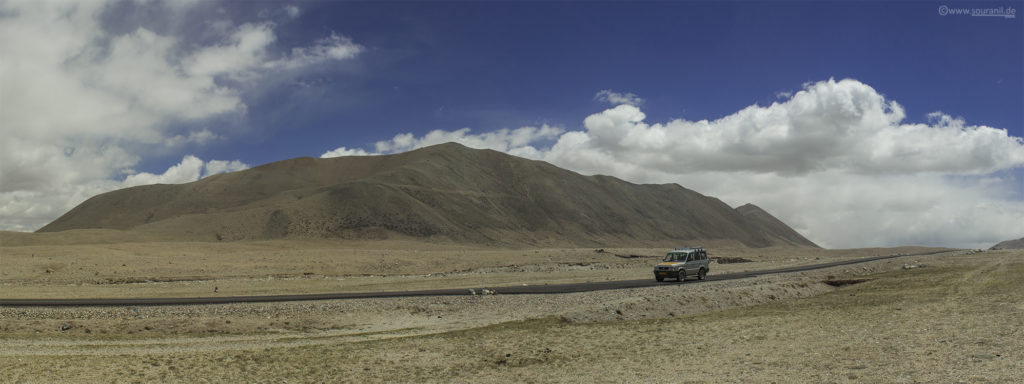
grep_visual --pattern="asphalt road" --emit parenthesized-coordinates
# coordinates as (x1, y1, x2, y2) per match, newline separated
(0, 250, 952, 307)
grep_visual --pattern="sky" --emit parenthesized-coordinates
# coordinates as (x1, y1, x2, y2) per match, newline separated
(1, 0, 1022, 249)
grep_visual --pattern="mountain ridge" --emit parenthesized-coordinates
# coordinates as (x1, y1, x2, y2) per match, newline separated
(990, 237, 1024, 250)
(39, 143, 819, 248)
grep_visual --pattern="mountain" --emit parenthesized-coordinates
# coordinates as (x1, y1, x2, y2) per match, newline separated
(990, 237, 1024, 250)
(38, 143, 818, 248)
(735, 204, 818, 247)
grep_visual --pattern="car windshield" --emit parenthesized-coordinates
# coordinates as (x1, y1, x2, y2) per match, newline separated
(663, 252, 690, 262)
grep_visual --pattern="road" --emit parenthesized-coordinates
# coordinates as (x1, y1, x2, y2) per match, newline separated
(0, 250, 952, 307)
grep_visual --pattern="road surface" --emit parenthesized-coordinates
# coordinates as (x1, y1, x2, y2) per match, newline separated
(0, 250, 952, 307)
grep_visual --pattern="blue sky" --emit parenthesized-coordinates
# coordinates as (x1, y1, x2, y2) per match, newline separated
(189, 0, 1023, 165)
(2, 0, 1022, 248)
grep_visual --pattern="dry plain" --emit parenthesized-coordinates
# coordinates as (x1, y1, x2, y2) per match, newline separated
(1, 235, 1021, 383)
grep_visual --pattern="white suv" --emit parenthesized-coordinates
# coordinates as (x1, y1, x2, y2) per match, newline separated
(654, 247, 709, 282)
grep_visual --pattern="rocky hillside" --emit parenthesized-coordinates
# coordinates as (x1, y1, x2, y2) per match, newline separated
(735, 204, 817, 247)
(990, 237, 1024, 250)
(39, 143, 818, 248)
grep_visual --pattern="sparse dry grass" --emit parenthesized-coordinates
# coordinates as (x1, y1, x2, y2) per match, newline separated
(0, 237, 944, 299)
(2, 250, 1019, 383)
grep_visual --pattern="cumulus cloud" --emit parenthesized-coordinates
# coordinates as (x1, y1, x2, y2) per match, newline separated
(0, 0, 359, 231)
(648, 170, 1024, 249)
(561, 80, 1024, 177)
(0, 155, 249, 232)
(164, 129, 220, 147)
(122, 156, 204, 187)
(123, 155, 249, 187)
(331, 78, 1024, 249)
(258, 4, 302, 20)
(553, 79, 1024, 248)
(321, 125, 564, 159)
(275, 32, 363, 70)
(375, 125, 565, 158)
(321, 147, 374, 158)
(185, 22, 279, 79)
(185, 24, 361, 78)
(595, 89, 645, 106)
(204, 159, 251, 175)
(284, 5, 301, 19)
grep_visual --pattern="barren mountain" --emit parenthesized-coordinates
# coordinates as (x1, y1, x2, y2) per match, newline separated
(990, 237, 1024, 250)
(735, 204, 818, 247)
(39, 143, 817, 248)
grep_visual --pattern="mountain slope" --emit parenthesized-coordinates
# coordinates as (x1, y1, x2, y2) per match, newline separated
(735, 203, 818, 247)
(39, 143, 818, 248)
(990, 237, 1024, 250)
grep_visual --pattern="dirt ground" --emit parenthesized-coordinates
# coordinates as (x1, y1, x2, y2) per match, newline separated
(1, 240, 1018, 383)
(0, 236, 942, 298)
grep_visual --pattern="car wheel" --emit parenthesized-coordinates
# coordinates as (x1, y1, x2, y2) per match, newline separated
(678, 270, 685, 282)
(656, 276, 664, 282)
(698, 268, 707, 280)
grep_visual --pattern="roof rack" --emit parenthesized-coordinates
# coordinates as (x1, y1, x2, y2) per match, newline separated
(673, 246, 704, 251)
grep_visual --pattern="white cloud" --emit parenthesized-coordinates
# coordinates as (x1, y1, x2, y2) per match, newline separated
(123, 155, 249, 187)
(185, 23, 362, 77)
(652, 170, 1024, 249)
(321, 146, 374, 158)
(204, 159, 250, 175)
(284, 5, 301, 19)
(275, 32, 363, 70)
(258, 4, 301, 20)
(0, 0, 360, 231)
(595, 89, 645, 106)
(0, 155, 249, 232)
(372, 125, 565, 158)
(322, 125, 564, 159)
(333, 78, 1024, 249)
(185, 22, 278, 79)
(564, 79, 1024, 177)
(123, 155, 206, 187)
(549, 79, 1024, 248)
(165, 129, 220, 147)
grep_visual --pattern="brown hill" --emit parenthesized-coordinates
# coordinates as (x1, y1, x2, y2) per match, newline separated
(39, 143, 818, 248)
(735, 204, 818, 247)
(990, 237, 1024, 250)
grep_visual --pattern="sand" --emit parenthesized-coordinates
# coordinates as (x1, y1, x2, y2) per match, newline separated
(0, 238, 939, 299)
(3, 239, 1014, 383)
